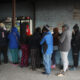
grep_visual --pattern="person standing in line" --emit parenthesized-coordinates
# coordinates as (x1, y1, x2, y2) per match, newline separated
(19, 23, 30, 67)
(0, 23, 8, 64)
(57, 24, 72, 77)
(51, 27, 60, 69)
(8, 27, 20, 64)
(19, 34, 29, 67)
(29, 27, 41, 70)
(70, 24, 80, 70)
(40, 25, 53, 75)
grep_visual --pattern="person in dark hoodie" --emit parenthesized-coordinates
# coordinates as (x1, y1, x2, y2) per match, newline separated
(29, 27, 41, 70)
(8, 27, 20, 64)
(70, 24, 80, 70)
(0, 23, 8, 64)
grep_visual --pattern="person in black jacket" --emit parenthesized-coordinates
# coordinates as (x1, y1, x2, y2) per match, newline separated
(0, 24, 8, 64)
(71, 24, 80, 70)
(29, 27, 41, 70)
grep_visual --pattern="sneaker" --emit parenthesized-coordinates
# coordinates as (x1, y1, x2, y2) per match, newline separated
(57, 73, 64, 77)
(42, 72, 50, 75)
(56, 71, 65, 77)
(51, 65, 56, 69)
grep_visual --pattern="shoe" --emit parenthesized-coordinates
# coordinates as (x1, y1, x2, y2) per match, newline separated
(14, 63, 19, 65)
(70, 67, 76, 71)
(51, 65, 56, 69)
(4, 61, 8, 64)
(56, 71, 65, 77)
(42, 72, 50, 75)
(57, 73, 64, 77)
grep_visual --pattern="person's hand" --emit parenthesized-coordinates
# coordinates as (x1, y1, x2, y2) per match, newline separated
(72, 30, 75, 34)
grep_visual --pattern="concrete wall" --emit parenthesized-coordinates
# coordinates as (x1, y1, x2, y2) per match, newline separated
(0, 1, 80, 28)
(35, 1, 80, 28)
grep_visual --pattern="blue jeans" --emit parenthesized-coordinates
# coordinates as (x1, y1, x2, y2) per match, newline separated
(43, 53, 52, 74)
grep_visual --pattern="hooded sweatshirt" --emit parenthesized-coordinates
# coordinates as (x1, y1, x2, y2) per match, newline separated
(59, 25, 72, 51)
(8, 27, 20, 49)
(40, 31, 53, 54)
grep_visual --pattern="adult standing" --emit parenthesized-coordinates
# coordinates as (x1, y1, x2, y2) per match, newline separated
(29, 27, 41, 70)
(19, 23, 30, 67)
(51, 28, 60, 69)
(57, 24, 72, 76)
(0, 23, 8, 64)
(71, 24, 80, 70)
(8, 27, 20, 64)
(40, 25, 53, 75)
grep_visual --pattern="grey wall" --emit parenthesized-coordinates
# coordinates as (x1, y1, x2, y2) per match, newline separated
(0, 1, 80, 28)
(35, 1, 80, 28)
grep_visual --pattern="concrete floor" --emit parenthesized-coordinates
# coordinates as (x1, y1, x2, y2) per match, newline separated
(0, 63, 80, 80)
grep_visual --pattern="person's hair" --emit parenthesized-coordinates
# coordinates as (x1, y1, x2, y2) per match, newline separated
(62, 24, 69, 30)
(35, 27, 41, 33)
(73, 24, 79, 31)
(53, 27, 59, 33)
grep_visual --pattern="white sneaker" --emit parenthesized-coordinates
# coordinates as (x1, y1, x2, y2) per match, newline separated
(57, 71, 65, 77)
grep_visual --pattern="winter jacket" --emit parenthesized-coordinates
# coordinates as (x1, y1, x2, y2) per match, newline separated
(71, 31, 80, 53)
(8, 27, 20, 49)
(53, 33, 61, 46)
(29, 32, 41, 49)
(40, 31, 53, 54)
(59, 27, 72, 52)
(0, 27, 8, 47)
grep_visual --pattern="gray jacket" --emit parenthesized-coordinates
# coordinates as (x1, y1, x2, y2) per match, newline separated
(59, 26, 72, 52)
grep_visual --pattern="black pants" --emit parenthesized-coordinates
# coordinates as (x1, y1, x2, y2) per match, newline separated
(31, 48, 41, 70)
(72, 51, 79, 68)
(52, 51, 56, 65)
(0, 46, 8, 64)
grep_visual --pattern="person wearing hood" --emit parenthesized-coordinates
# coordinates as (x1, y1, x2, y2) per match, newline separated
(40, 25, 53, 75)
(8, 27, 20, 64)
(0, 23, 8, 64)
(70, 24, 80, 70)
(57, 24, 72, 76)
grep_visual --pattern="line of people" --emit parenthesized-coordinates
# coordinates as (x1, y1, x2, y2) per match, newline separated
(0, 23, 80, 77)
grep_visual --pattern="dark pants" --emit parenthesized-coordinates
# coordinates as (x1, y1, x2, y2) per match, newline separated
(72, 51, 79, 67)
(52, 51, 56, 65)
(31, 48, 41, 70)
(20, 44, 29, 66)
(0, 46, 8, 64)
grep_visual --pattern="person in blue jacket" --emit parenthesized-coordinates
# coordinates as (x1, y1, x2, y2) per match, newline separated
(8, 27, 20, 64)
(40, 25, 53, 75)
